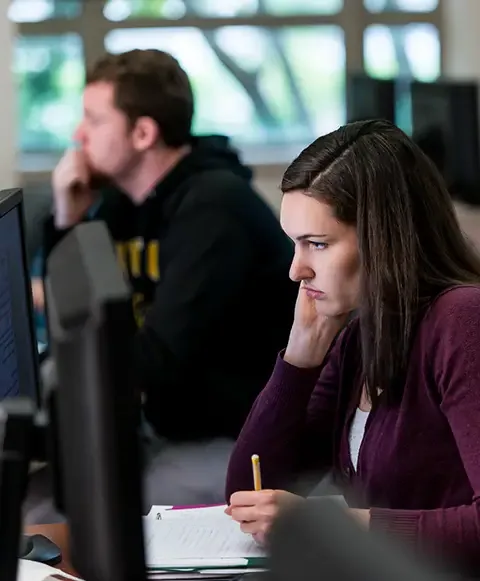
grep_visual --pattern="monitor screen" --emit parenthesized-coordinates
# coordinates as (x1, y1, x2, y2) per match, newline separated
(0, 191, 38, 404)
(411, 81, 480, 204)
(411, 83, 451, 137)
(411, 82, 450, 175)
(346, 75, 396, 124)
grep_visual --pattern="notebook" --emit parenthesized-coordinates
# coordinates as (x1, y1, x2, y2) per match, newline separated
(143, 505, 267, 574)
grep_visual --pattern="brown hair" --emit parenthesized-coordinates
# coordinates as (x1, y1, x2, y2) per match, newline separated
(282, 119, 480, 403)
(86, 49, 194, 147)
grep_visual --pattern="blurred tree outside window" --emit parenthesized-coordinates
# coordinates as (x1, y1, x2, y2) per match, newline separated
(364, 22, 440, 134)
(8, 0, 81, 21)
(14, 34, 84, 151)
(364, 0, 438, 12)
(10, 0, 442, 156)
(105, 25, 345, 145)
(104, 0, 344, 19)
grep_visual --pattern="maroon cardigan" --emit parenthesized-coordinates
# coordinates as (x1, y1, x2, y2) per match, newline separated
(226, 286, 480, 571)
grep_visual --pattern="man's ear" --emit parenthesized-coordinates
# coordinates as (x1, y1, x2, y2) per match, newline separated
(131, 116, 160, 152)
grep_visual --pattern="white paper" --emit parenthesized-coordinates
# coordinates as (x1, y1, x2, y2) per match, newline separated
(147, 505, 228, 521)
(17, 559, 83, 581)
(146, 505, 173, 519)
(143, 516, 265, 568)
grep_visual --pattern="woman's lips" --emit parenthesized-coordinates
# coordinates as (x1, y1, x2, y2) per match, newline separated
(304, 287, 325, 300)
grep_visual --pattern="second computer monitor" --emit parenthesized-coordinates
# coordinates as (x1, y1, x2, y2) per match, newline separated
(0, 189, 40, 404)
(411, 80, 480, 205)
(346, 74, 396, 124)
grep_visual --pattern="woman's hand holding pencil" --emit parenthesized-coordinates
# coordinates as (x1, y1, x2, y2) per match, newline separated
(225, 454, 303, 544)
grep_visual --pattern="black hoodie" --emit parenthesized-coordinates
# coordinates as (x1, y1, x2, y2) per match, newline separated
(43, 136, 297, 440)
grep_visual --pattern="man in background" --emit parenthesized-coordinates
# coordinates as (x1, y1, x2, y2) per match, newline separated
(39, 49, 296, 504)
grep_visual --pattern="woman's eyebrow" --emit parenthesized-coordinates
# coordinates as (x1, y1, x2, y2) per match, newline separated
(296, 233, 327, 241)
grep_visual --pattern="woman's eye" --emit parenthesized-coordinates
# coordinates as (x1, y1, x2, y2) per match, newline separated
(308, 241, 328, 250)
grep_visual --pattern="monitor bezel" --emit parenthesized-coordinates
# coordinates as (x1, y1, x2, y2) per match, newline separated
(0, 188, 41, 408)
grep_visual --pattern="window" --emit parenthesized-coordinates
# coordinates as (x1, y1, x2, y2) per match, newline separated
(13, 0, 443, 158)
(104, 0, 343, 20)
(105, 26, 345, 145)
(8, 0, 81, 22)
(364, 24, 440, 81)
(364, 0, 438, 11)
(363, 23, 440, 135)
(14, 34, 84, 150)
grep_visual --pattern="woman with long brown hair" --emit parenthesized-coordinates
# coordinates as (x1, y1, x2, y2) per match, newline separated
(225, 119, 480, 572)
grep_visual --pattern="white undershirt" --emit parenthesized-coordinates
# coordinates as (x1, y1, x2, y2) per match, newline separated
(348, 408, 370, 471)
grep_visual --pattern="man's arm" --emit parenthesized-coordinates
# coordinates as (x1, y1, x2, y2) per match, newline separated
(41, 192, 110, 276)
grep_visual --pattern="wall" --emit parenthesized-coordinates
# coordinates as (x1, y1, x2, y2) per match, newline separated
(442, 0, 480, 80)
(441, 0, 480, 251)
(253, 163, 286, 215)
(0, 1, 17, 189)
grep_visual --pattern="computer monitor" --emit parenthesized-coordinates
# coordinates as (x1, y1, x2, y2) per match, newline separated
(0, 398, 35, 581)
(346, 74, 396, 124)
(411, 80, 480, 205)
(0, 189, 40, 404)
(45, 221, 146, 581)
(0, 189, 51, 579)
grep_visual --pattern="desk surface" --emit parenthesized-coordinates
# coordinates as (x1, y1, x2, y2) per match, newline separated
(25, 523, 75, 575)
(25, 523, 246, 580)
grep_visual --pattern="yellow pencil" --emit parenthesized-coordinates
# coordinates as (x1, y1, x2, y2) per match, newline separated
(251, 454, 262, 491)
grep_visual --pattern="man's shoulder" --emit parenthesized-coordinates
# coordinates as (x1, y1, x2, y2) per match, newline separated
(179, 167, 257, 209)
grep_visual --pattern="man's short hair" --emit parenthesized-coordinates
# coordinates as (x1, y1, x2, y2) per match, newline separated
(86, 49, 194, 147)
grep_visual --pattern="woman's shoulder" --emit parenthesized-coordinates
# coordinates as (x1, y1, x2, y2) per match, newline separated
(419, 285, 480, 339)
(425, 284, 480, 319)
(416, 286, 480, 401)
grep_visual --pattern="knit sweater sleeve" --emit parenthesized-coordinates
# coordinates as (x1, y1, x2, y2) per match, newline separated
(225, 327, 351, 500)
(370, 286, 480, 570)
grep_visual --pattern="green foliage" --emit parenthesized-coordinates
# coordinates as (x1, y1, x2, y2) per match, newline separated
(14, 0, 439, 152)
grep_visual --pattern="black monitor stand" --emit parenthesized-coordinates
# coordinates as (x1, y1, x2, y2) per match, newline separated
(0, 400, 62, 571)
(0, 398, 35, 581)
(19, 403, 62, 567)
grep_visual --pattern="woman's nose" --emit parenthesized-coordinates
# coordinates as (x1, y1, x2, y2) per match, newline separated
(289, 252, 314, 283)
